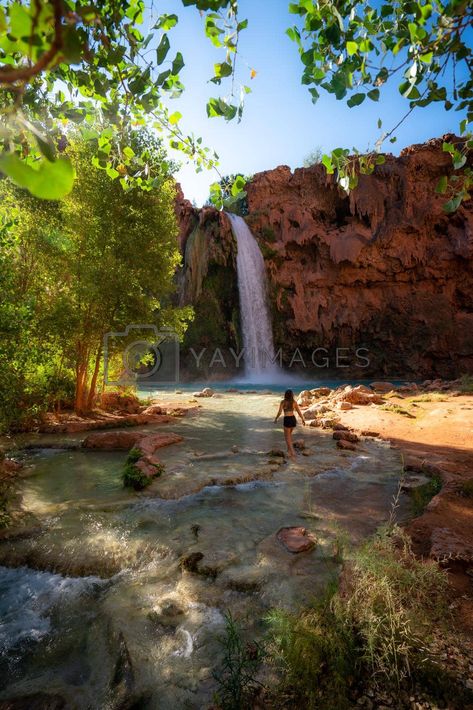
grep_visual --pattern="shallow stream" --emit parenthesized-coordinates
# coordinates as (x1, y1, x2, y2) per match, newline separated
(0, 391, 407, 708)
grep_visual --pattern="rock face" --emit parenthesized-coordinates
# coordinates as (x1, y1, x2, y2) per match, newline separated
(176, 206, 241, 379)
(244, 137, 473, 378)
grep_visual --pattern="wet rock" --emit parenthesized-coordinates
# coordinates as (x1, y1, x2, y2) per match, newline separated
(230, 445, 239, 453)
(333, 431, 359, 443)
(293, 439, 306, 450)
(82, 430, 144, 450)
(180, 551, 204, 573)
(361, 430, 380, 438)
(276, 526, 316, 553)
(149, 600, 186, 628)
(333, 423, 350, 431)
(267, 448, 286, 458)
(337, 440, 357, 451)
(401, 474, 431, 490)
(0, 694, 67, 709)
(136, 432, 183, 460)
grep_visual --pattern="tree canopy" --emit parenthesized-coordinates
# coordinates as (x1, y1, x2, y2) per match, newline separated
(0, 129, 191, 427)
(0, 0, 471, 207)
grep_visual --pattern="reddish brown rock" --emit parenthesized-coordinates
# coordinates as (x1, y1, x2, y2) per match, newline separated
(276, 526, 316, 553)
(333, 431, 359, 443)
(244, 137, 473, 378)
(83, 430, 144, 450)
(136, 432, 184, 460)
(337, 440, 357, 451)
(100, 391, 142, 413)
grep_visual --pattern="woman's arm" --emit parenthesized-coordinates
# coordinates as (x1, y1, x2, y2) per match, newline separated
(295, 401, 306, 425)
(274, 401, 283, 423)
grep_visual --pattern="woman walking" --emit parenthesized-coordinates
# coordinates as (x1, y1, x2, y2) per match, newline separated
(274, 389, 306, 459)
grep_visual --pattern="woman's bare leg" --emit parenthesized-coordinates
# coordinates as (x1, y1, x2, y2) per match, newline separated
(284, 427, 296, 459)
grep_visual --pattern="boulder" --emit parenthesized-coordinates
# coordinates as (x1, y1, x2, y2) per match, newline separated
(101, 391, 141, 412)
(333, 431, 359, 443)
(337, 440, 357, 451)
(337, 401, 353, 410)
(361, 430, 380, 437)
(333, 423, 350, 431)
(293, 439, 306, 450)
(141, 404, 162, 416)
(310, 387, 332, 397)
(276, 526, 316, 553)
(192, 387, 215, 398)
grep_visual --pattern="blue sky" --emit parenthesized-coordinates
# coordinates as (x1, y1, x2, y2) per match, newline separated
(157, 0, 466, 205)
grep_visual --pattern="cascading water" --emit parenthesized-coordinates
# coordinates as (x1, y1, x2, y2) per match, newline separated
(227, 213, 281, 382)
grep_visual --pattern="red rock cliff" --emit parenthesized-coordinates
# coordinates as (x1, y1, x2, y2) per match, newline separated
(245, 136, 473, 377)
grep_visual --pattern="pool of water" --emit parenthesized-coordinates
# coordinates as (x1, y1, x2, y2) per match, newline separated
(0, 392, 407, 708)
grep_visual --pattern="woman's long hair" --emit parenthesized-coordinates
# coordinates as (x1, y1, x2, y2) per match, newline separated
(284, 389, 294, 403)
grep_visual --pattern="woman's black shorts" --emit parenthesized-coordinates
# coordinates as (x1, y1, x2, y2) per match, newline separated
(283, 415, 297, 428)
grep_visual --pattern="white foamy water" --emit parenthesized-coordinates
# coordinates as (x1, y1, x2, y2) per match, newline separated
(0, 565, 104, 654)
(227, 213, 281, 382)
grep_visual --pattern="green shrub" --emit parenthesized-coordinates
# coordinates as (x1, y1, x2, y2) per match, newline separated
(122, 451, 164, 490)
(266, 582, 355, 709)
(213, 612, 263, 710)
(265, 527, 450, 704)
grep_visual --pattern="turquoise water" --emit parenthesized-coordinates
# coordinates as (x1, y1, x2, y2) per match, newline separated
(0, 392, 407, 708)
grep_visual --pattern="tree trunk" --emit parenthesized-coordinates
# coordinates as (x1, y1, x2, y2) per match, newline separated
(87, 346, 102, 411)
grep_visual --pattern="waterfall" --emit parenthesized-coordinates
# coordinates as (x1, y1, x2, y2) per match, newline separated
(227, 213, 280, 382)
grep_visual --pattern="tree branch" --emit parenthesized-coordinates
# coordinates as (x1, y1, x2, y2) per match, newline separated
(0, 0, 64, 86)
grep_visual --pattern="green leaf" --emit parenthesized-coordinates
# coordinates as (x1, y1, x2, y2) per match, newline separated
(375, 154, 385, 165)
(346, 41, 358, 56)
(443, 194, 462, 213)
(156, 34, 170, 65)
(154, 14, 178, 30)
(435, 175, 448, 194)
(347, 93, 365, 107)
(419, 52, 433, 64)
(214, 61, 232, 79)
(0, 154, 75, 200)
(377, 118, 382, 129)
(171, 52, 184, 75)
(368, 88, 380, 101)
(169, 111, 182, 125)
(322, 154, 334, 174)
(231, 175, 246, 196)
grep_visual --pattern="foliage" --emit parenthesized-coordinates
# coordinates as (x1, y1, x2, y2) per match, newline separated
(287, 0, 472, 204)
(0, 2, 469, 209)
(0, 0, 251, 197)
(410, 474, 442, 515)
(266, 526, 451, 704)
(213, 612, 264, 710)
(266, 582, 355, 709)
(0, 128, 190, 427)
(209, 174, 249, 213)
(123, 448, 165, 490)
